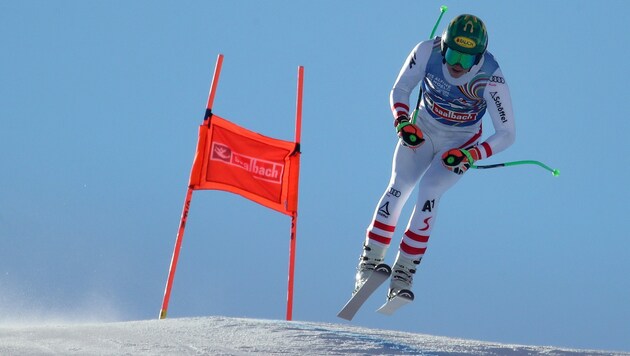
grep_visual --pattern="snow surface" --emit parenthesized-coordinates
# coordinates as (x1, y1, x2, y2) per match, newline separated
(0, 316, 626, 355)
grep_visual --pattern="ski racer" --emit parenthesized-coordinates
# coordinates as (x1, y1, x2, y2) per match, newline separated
(354, 14, 516, 303)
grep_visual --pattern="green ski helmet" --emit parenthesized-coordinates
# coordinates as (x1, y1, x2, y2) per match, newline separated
(441, 14, 488, 68)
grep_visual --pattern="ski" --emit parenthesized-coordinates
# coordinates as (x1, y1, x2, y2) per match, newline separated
(337, 263, 391, 321)
(376, 289, 414, 315)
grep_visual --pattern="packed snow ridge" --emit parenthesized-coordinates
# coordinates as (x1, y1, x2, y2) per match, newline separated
(0, 316, 626, 355)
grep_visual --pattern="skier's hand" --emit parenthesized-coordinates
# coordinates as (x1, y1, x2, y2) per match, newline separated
(441, 148, 479, 175)
(394, 115, 424, 148)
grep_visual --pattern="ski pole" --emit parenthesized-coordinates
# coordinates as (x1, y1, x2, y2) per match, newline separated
(471, 160, 560, 177)
(411, 5, 448, 124)
(430, 6, 449, 39)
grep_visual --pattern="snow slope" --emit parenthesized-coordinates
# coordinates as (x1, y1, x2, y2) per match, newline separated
(0, 316, 626, 355)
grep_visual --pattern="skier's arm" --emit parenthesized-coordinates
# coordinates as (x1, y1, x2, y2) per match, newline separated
(390, 41, 433, 119)
(468, 68, 516, 160)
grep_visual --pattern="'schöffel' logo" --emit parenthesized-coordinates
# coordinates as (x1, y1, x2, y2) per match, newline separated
(454, 36, 476, 49)
(490, 92, 508, 123)
(211, 142, 283, 184)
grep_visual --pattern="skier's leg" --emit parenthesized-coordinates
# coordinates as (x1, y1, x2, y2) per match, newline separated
(389, 153, 464, 297)
(365, 142, 435, 247)
(356, 142, 434, 292)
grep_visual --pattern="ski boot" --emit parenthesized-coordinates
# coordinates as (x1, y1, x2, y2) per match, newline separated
(388, 252, 421, 300)
(354, 243, 387, 295)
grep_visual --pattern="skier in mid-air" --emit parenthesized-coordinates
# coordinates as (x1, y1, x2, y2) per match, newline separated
(354, 14, 516, 304)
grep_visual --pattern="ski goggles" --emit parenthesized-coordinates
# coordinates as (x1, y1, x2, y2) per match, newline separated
(443, 47, 477, 69)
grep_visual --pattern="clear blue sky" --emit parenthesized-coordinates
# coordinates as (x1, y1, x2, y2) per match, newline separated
(1, 0, 629, 352)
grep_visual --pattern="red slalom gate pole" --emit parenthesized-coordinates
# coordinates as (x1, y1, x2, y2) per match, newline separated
(159, 54, 224, 319)
(286, 66, 303, 321)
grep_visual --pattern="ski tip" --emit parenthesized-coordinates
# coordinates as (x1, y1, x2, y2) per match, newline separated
(336, 312, 354, 321)
(377, 290, 415, 316)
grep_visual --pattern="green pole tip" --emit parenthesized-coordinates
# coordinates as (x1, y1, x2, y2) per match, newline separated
(552, 169, 560, 177)
(440, 5, 448, 12)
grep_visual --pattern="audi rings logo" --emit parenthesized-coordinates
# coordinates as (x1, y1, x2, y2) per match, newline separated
(490, 76, 505, 84)
(387, 187, 401, 198)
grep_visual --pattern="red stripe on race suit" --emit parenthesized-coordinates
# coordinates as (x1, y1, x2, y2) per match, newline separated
(404, 230, 430, 243)
(393, 102, 410, 112)
(373, 220, 395, 232)
(481, 142, 493, 158)
(400, 241, 427, 256)
(459, 126, 483, 149)
(368, 231, 392, 245)
(469, 147, 482, 161)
